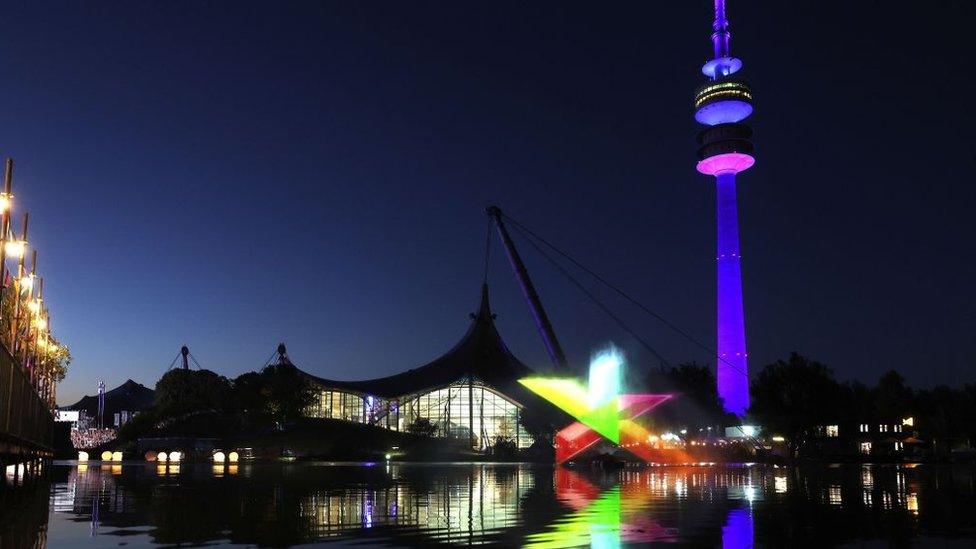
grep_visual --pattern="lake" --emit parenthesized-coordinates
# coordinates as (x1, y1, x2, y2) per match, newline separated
(2, 461, 974, 547)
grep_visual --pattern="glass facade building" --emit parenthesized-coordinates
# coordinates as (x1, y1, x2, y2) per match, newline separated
(304, 381, 532, 450)
(297, 285, 540, 452)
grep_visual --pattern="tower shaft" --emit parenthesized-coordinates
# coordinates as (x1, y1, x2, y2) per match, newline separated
(715, 172, 749, 415)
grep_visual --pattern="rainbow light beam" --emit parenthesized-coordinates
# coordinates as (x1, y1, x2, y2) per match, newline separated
(519, 346, 672, 462)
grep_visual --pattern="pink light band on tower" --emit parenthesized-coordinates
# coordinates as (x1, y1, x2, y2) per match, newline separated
(696, 152, 754, 176)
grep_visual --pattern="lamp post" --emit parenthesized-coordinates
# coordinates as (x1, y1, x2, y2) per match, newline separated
(0, 159, 12, 319)
(9, 213, 28, 356)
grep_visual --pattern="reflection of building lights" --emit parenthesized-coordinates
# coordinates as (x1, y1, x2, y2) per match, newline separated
(828, 485, 842, 506)
(861, 466, 874, 488)
(907, 493, 919, 513)
(744, 485, 756, 502)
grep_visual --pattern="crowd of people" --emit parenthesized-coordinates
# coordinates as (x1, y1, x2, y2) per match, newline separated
(70, 427, 117, 449)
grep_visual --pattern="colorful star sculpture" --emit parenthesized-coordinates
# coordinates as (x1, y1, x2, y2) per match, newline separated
(519, 346, 673, 463)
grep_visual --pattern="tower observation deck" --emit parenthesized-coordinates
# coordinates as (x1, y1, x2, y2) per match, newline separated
(694, 0, 754, 416)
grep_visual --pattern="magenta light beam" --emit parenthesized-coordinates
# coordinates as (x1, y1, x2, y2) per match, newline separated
(694, 0, 754, 416)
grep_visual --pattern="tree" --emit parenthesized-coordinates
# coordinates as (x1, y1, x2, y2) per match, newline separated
(155, 369, 232, 417)
(261, 363, 316, 426)
(749, 353, 841, 457)
(406, 417, 437, 437)
(873, 370, 913, 421)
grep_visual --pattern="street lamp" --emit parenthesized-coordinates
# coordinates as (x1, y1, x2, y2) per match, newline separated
(4, 238, 26, 259)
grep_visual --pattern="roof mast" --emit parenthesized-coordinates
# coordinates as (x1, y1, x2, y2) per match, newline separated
(486, 206, 568, 370)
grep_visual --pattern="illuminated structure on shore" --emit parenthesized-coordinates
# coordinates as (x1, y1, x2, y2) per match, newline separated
(694, 0, 755, 415)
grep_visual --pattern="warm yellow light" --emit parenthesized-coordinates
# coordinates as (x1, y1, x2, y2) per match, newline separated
(19, 273, 34, 291)
(772, 435, 786, 442)
(157, 451, 168, 462)
(33, 317, 47, 331)
(100, 450, 113, 461)
(169, 451, 181, 462)
(78, 451, 89, 462)
(902, 417, 914, 427)
(228, 451, 239, 463)
(4, 239, 26, 259)
(28, 299, 41, 315)
(213, 451, 225, 463)
(111, 451, 123, 462)
(0, 193, 11, 212)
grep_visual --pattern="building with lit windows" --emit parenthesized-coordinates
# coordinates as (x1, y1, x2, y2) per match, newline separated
(290, 286, 542, 451)
(813, 417, 923, 459)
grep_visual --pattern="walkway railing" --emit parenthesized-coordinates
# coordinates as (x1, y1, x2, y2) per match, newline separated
(0, 342, 52, 457)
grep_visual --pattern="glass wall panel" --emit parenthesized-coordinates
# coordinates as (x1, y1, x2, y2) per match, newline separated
(304, 382, 534, 450)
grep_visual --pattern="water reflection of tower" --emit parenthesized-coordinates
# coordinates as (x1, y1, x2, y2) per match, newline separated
(694, 0, 755, 416)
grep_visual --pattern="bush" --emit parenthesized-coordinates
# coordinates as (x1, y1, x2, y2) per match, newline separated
(406, 417, 437, 437)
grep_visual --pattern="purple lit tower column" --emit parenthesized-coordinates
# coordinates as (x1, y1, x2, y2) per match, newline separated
(694, 0, 755, 416)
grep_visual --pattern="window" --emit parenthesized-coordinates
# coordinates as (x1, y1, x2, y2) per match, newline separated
(894, 442, 904, 451)
(306, 390, 368, 423)
(860, 424, 869, 433)
(894, 424, 902, 433)
(859, 442, 872, 455)
(879, 424, 888, 433)
(826, 425, 839, 437)
(397, 382, 533, 450)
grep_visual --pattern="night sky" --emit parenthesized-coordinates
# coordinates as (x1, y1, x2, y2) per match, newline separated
(2, 1, 971, 404)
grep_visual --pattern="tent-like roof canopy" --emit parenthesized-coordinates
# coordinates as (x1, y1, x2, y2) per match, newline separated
(295, 285, 540, 401)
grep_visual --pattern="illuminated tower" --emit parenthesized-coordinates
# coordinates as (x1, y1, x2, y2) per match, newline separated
(694, 0, 754, 415)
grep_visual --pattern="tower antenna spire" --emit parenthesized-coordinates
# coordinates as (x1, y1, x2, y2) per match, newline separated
(711, 0, 731, 60)
(702, 0, 742, 79)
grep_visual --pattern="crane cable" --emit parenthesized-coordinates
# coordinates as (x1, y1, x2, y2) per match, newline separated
(501, 211, 750, 381)
(507, 222, 672, 371)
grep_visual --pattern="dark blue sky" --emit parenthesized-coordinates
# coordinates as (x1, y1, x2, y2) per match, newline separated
(3, 1, 971, 404)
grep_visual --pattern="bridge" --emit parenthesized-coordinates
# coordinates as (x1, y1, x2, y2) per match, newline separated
(0, 158, 61, 466)
(0, 345, 53, 462)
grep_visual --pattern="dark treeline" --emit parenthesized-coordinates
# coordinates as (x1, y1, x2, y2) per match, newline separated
(639, 353, 976, 458)
(118, 362, 316, 442)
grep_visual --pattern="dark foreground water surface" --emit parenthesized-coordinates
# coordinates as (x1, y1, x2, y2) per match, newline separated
(1, 461, 975, 547)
